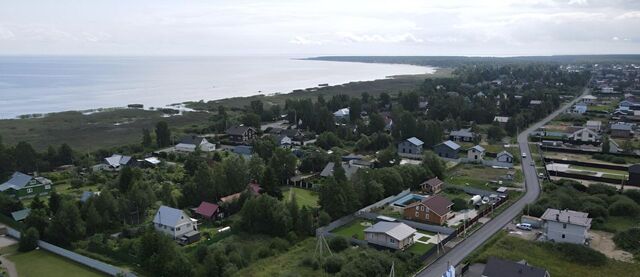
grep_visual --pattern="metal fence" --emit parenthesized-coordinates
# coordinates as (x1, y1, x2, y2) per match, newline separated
(357, 189, 411, 213)
(547, 170, 627, 185)
(5, 226, 135, 277)
(445, 184, 505, 197)
(544, 157, 629, 171)
(454, 195, 509, 235)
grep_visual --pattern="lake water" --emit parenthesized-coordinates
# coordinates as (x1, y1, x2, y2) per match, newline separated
(0, 56, 433, 118)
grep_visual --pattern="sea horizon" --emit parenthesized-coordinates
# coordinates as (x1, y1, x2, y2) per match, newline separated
(0, 55, 434, 119)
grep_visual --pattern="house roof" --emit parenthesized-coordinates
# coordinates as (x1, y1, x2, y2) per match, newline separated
(611, 123, 632, 131)
(226, 126, 254, 136)
(421, 195, 453, 216)
(220, 192, 242, 204)
(406, 137, 424, 146)
(179, 135, 206, 145)
(439, 140, 461, 151)
(493, 116, 510, 123)
(364, 221, 416, 241)
(583, 95, 598, 100)
(0, 172, 33, 191)
(541, 208, 591, 227)
(153, 205, 190, 227)
(80, 191, 100, 203)
(320, 162, 360, 179)
(11, 208, 31, 221)
(530, 100, 542, 105)
(497, 150, 513, 158)
(104, 154, 132, 167)
(450, 128, 474, 138)
(144, 157, 161, 165)
(482, 257, 548, 277)
(586, 120, 602, 127)
(195, 201, 219, 218)
(629, 164, 640, 174)
(334, 108, 350, 117)
(471, 145, 486, 153)
(421, 177, 444, 189)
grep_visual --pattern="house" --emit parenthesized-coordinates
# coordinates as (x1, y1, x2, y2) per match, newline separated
(80, 191, 100, 203)
(585, 120, 602, 132)
(226, 126, 257, 143)
(493, 116, 509, 126)
(152, 205, 200, 243)
(176, 135, 216, 152)
(467, 145, 485, 161)
(11, 208, 31, 222)
(103, 154, 134, 171)
(419, 177, 444, 194)
(194, 201, 220, 220)
(541, 208, 591, 244)
(568, 127, 600, 143)
(319, 162, 362, 180)
(572, 103, 587, 114)
(495, 151, 514, 164)
(363, 221, 416, 250)
(481, 257, 550, 277)
(629, 164, 640, 186)
(140, 157, 161, 168)
(273, 135, 292, 148)
(397, 137, 424, 156)
(529, 100, 542, 106)
(0, 172, 52, 199)
(433, 140, 461, 159)
(611, 123, 632, 138)
(403, 195, 453, 225)
(601, 86, 615, 93)
(219, 183, 262, 205)
(449, 128, 476, 142)
(582, 95, 598, 105)
(333, 108, 350, 121)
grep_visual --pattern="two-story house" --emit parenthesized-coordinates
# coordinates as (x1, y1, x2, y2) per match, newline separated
(568, 127, 600, 143)
(433, 140, 461, 159)
(541, 208, 591, 244)
(397, 137, 424, 156)
(153, 205, 200, 243)
(0, 172, 52, 199)
(403, 195, 453, 225)
(467, 145, 486, 161)
(226, 126, 257, 143)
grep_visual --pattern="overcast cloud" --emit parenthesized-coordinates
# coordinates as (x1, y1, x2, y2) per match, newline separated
(1, 0, 639, 56)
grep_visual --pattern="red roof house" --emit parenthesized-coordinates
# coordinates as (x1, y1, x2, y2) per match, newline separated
(195, 201, 220, 219)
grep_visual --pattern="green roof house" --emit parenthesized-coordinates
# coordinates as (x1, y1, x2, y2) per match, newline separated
(0, 172, 52, 199)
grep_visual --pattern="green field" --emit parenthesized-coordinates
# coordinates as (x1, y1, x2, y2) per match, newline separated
(332, 219, 371, 240)
(595, 216, 640, 233)
(283, 187, 320, 208)
(570, 165, 628, 176)
(8, 249, 107, 277)
(232, 239, 321, 277)
(446, 164, 515, 190)
(407, 242, 435, 255)
(470, 233, 640, 277)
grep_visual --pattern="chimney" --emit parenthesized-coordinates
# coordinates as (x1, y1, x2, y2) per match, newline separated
(556, 213, 559, 221)
(568, 216, 571, 223)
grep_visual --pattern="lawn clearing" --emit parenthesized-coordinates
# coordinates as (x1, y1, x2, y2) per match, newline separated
(233, 238, 321, 277)
(407, 242, 435, 255)
(594, 216, 640, 233)
(332, 219, 372, 240)
(446, 164, 514, 189)
(570, 165, 628, 176)
(471, 233, 640, 277)
(8, 249, 107, 277)
(284, 187, 319, 208)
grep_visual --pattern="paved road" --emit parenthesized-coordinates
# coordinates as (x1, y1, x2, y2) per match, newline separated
(416, 89, 589, 277)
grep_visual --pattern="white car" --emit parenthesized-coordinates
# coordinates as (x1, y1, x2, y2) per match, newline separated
(516, 223, 532, 231)
(522, 152, 527, 158)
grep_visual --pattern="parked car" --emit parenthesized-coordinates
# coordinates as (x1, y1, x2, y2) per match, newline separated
(522, 152, 527, 158)
(516, 223, 532, 231)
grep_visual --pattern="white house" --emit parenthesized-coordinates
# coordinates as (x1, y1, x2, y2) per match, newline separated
(493, 116, 510, 126)
(568, 127, 600, 143)
(495, 151, 514, 164)
(333, 108, 350, 121)
(274, 135, 292, 148)
(572, 103, 587, 114)
(467, 145, 485, 161)
(541, 208, 591, 244)
(102, 154, 133, 171)
(153, 205, 199, 240)
(176, 135, 216, 152)
(363, 221, 416, 250)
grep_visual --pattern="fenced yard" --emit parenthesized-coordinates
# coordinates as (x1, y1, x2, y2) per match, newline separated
(331, 219, 372, 240)
(7, 248, 107, 277)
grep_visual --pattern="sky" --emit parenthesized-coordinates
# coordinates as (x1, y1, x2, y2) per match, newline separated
(1, 0, 640, 56)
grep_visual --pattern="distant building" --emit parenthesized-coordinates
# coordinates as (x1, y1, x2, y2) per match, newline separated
(493, 116, 510, 126)
(601, 86, 615, 93)
(582, 95, 598, 105)
(482, 257, 550, 277)
(226, 126, 257, 143)
(572, 103, 587, 114)
(585, 120, 602, 132)
(194, 201, 220, 220)
(273, 134, 292, 148)
(102, 154, 134, 171)
(176, 135, 216, 152)
(0, 172, 52, 199)
(495, 151, 514, 164)
(153, 205, 200, 243)
(467, 145, 486, 161)
(333, 108, 350, 121)
(433, 140, 461, 159)
(449, 128, 476, 142)
(568, 127, 600, 143)
(610, 123, 632, 138)
(398, 137, 424, 156)
(629, 164, 640, 186)
(419, 177, 444, 194)
(364, 221, 416, 250)
(529, 100, 543, 106)
(541, 208, 591, 244)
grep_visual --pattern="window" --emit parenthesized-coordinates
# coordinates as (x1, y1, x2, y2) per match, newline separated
(415, 211, 419, 217)
(562, 234, 565, 239)
(27, 188, 33, 193)
(390, 238, 395, 243)
(563, 223, 567, 229)
(45, 185, 51, 190)
(177, 227, 181, 231)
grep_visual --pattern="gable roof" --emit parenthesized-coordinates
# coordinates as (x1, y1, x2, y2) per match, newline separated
(179, 135, 207, 145)
(104, 154, 132, 167)
(482, 257, 548, 277)
(422, 195, 454, 216)
(406, 137, 424, 146)
(195, 201, 219, 218)
(611, 123, 632, 131)
(421, 177, 444, 189)
(497, 150, 514, 158)
(364, 221, 416, 241)
(493, 116, 510, 123)
(153, 205, 190, 227)
(334, 108, 350, 117)
(450, 128, 474, 138)
(470, 145, 485, 152)
(226, 126, 254, 136)
(571, 127, 598, 137)
(438, 140, 461, 151)
(0, 172, 33, 191)
(11, 208, 31, 221)
(541, 208, 591, 227)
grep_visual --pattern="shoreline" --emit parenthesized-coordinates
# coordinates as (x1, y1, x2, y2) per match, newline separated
(4, 67, 443, 120)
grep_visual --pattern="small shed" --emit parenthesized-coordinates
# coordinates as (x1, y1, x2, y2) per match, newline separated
(629, 164, 640, 186)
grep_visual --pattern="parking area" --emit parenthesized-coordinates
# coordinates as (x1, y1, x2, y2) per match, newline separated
(448, 209, 478, 228)
(504, 223, 540, 241)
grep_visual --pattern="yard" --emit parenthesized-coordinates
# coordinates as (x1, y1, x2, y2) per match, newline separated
(332, 219, 372, 240)
(374, 205, 403, 218)
(282, 187, 319, 208)
(407, 242, 435, 255)
(7, 248, 107, 277)
(445, 164, 517, 190)
(469, 232, 640, 277)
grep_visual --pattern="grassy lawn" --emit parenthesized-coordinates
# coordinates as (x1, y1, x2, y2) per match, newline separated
(407, 243, 435, 255)
(332, 219, 371, 240)
(283, 187, 319, 208)
(446, 164, 514, 190)
(233, 238, 321, 277)
(375, 205, 403, 218)
(594, 216, 640, 233)
(7, 249, 107, 277)
(470, 233, 640, 277)
(570, 165, 628, 176)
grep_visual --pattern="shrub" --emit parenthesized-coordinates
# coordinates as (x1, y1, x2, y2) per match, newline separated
(623, 190, 640, 205)
(608, 197, 640, 217)
(328, 236, 349, 252)
(300, 256, 320, 270)
(587, 184, 617, 196)
(613, 227, 640, 254)
(324, 255, 343, 274)
(451, 198, 469, 212)
(19, 227, 39, 252)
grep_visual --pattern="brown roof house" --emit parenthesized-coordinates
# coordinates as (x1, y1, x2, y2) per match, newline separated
(419, 177, 444, 194)
(226, 126, 257, 143)
(403, 195, 453, 225)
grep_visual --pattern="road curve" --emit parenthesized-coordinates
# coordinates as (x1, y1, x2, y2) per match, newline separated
(415, 89, 589, 277)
